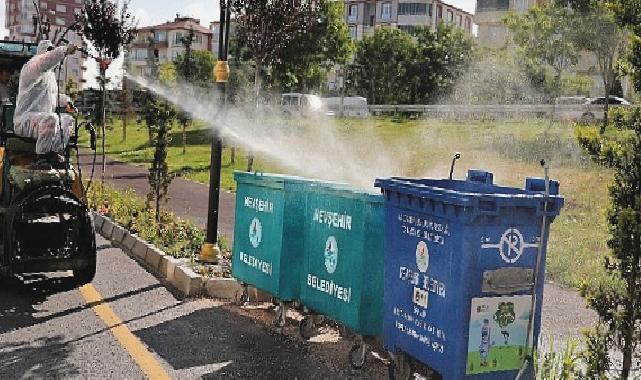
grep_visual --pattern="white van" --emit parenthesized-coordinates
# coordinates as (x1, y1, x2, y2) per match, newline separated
(281, 93, 323, 115)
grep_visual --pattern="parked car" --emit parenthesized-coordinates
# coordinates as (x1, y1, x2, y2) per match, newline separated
(585, 96, 630, 106)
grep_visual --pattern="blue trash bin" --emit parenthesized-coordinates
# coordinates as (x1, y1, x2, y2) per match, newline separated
(375, 170, 564, 380)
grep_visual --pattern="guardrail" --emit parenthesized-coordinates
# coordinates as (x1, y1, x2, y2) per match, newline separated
(331, 104, 608, 120)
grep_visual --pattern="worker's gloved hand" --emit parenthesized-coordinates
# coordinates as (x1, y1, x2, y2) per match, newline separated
(66, 44, 77, 55)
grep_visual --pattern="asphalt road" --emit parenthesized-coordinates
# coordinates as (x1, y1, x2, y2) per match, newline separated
(0, 236, 346, 379)
(0, 233, 597, 379)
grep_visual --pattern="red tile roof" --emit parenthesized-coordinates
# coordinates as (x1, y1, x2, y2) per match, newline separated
(137, 18, 212, 35)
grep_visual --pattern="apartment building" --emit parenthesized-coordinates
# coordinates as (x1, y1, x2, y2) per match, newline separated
(210, 19, 237, 58)
(127, 16, 213, 77)
(345, 0, 473, 41)
(5, 0, 85, 88)
(475, 0, 546, 48)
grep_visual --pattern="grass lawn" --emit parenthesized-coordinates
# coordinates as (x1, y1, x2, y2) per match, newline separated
(98, 116, 612, 288)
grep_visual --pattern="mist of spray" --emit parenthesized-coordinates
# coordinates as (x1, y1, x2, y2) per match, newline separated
(127, 74, 410, 190)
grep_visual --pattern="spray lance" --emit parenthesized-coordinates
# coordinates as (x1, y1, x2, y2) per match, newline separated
(515, 158, 551, 380)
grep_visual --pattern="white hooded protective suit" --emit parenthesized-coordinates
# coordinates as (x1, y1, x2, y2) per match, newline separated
(13, 40, 72, 155)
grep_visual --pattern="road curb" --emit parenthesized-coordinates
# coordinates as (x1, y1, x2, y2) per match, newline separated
(92, 211, 244, 300)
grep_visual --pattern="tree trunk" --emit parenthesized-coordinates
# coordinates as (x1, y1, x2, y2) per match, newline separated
(122, 114, 127, 142)
(247, 61, 261, 172)
(549, 73, 561, 129)
(231, 146, 236, 164)
(601, 77, 610, 135)
(182, 120, 187, 155)
(100, 68, 107, 184)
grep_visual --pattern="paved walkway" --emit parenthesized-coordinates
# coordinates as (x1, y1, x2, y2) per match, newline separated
(78, 153, 235, 239)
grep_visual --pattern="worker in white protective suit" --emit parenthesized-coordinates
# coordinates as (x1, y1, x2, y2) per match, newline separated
(13, 40, 77, 168)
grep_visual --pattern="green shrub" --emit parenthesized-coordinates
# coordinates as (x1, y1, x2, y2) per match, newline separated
(535, 339, 582, 380)
(87, 183, 210, 259)
(575, 125, 628, 167)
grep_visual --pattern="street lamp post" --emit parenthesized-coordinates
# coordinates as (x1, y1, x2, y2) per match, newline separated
(199, 0, 231, 263)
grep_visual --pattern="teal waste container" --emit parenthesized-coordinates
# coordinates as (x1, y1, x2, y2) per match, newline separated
(232, 172, 310, 320)
(376, 170, 564, 380)
(298, 182, 385, 367)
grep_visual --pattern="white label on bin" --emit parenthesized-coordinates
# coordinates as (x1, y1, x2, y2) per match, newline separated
(249, 218, 262, 249)
(244, 197, 274, 213)
(481, 228, 539, 264)
(416, 241, 429, 273)
(413, 287, 428, 308)
(324, 236, 338, 274)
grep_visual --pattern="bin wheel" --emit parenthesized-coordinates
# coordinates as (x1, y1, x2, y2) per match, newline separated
(299, 316, 317, 339)
(235, 288, 249, 306)
(273, 303, 287, 328)
(388, 354, 412, 380)
(349, 343, 367, 369)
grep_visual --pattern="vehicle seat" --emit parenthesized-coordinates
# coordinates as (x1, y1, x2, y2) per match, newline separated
(8, 165, 76, 192)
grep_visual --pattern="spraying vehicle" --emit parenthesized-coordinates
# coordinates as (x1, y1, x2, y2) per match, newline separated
(0, 40, 98, 285)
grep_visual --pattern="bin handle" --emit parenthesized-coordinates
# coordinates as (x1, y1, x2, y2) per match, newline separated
(476, 197, 499, 216)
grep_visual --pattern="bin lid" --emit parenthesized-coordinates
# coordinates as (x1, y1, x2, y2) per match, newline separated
(375, 169, 564, 217)
(308, 181, 383, 203)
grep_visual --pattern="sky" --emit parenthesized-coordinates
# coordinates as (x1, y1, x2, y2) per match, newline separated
(0, 0, 477, 87)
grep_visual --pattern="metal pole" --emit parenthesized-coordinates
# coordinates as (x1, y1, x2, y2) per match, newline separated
(200, 0, 230, 263)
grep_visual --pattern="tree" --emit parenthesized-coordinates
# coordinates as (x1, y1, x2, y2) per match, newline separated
(120, 76, 135, 142)
(173, 47, 215, 154)
(268, 0, 352, 93)
(349, 25, 472, 104)
(411, 23, 473, 103)
(569, 2, 627, 133)
(138, 61, 177, 226)
(349, 28, 416, 104)
(231, 0, 320, 102)
(81, 0, 136, 182)
(505, 3, 580, 123)
(176, 28, 194, 156)
(231, 0, 321, 171)
(580, 111, 641, 379)
(451, 49, 547, 105)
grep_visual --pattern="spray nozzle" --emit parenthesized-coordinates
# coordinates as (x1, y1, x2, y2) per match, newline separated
(449, 152, 461, 180)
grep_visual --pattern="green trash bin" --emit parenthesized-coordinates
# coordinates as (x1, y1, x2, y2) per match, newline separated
(298, 183, 384, 368)
(232, 172, 312, 324)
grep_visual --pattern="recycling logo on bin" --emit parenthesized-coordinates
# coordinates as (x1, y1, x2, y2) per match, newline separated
(324, 236, 338, 274)
(249, 217, 262, 249)
(482, 227, 539, 264)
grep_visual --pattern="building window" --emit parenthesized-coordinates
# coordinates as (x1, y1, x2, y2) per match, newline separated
(56, 17, 65, 26)
(398, 25, 418, 34)
(75, 0, 82, 4)
(514, 0, 528, 12)
(134, 48, 148, 60)
(348, 4, 358, 22)
(428, 4, 433, 17)
(348, 25, 357, 40)
(40, 2, 47, 9)
(398, 3, 427, 16)
(446, 10, 454, 23)
(465, 17, 471, 31)
(155, 31, 167, 42)
(56, 4, 66, 13)
(456, 14, 462, 26)
(437, 5, 443, 19)
(381, 2, 392, 21)
(174, 32, 183, 44)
